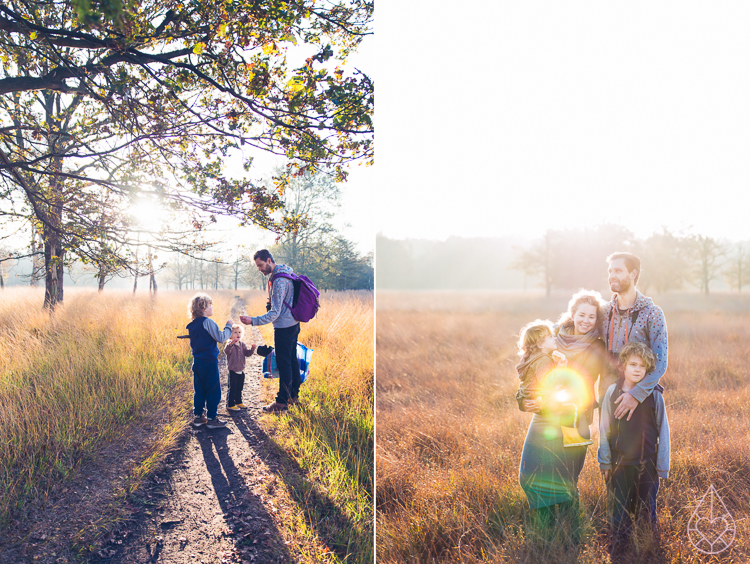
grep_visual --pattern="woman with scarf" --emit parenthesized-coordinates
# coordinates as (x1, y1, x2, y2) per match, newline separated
(518, 289, 607, 529)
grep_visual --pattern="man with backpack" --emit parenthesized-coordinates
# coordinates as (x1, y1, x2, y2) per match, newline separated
(240, 249, 319, 413)
(601, 252, 668, 422)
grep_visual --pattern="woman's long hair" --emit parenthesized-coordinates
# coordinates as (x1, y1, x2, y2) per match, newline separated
(556, 289, 606, 334)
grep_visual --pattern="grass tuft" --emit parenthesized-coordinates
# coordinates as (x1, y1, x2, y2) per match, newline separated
(0, 288, 203, 525)
(377, 291, 750, 563)
(251, 290, 374, 563)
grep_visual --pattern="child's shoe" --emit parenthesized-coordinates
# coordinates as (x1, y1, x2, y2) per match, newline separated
(206, 418, 227, 429)
(227, 405, 241, 413)
(192, 415, 208, 427)
(235, 403, 248, 409)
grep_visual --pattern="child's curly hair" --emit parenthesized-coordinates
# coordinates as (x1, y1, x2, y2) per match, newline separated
(517, 319, 554, 357)
(618, 342, 656, 374)
(188, 293, 213, 319)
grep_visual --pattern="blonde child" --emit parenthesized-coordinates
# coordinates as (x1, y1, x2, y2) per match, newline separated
(598, 342, 670, 560)
(515, 319, 566, 412)
(225, 324, 257, 412)
(187, 293, 233, 429)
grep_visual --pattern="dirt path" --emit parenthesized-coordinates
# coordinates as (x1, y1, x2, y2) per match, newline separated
(0, 296, 350, 564)
(87, 319, 304, 564)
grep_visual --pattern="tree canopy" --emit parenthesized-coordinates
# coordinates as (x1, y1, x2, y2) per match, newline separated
(0, 0, 373, 306)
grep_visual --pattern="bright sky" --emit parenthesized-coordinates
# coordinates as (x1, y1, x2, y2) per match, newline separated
(377, 2, 750, 242)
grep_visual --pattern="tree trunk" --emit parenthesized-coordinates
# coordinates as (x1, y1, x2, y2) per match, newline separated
(43, 232, 64, 309)
(42, 190, 65, 310)
(148, 248, 157, 295)
(30, 227, 42, 287)
(98, 272, 106, 292)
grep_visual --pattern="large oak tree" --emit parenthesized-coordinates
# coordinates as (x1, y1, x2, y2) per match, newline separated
(0, 0, 373, 307)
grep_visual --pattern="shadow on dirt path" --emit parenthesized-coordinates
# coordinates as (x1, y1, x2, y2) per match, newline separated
(1, 296, 362, 564)
(88, 319, 296, 564)
(233, 416, 362, 561)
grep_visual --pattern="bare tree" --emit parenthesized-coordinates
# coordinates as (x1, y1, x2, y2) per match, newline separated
(0, 245, 18, 289)
(636, 227, 690, 294)
(723, 242, 750, 292)
(165, 254, 191, 290)
(270, 170, 341, 277)
(688, 234, 727, 295)
(510, 230, 558, 296)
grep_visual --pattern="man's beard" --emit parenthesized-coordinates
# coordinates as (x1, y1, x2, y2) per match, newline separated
(610, 276, 632, 294)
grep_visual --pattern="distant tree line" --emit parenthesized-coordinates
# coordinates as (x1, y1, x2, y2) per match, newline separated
(376, 235, 527, 290)
(377, 226, 749, 295)
(146, 171, 375, 291)
(162, 242, 372, 292)
(1, 170, 374, 292)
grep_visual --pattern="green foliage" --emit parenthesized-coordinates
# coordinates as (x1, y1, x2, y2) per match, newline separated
(266, 170, 372, 289)
(0, 0, 373, 306)
(71, 0, 128, 27)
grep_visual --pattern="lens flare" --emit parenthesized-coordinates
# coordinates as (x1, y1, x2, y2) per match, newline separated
(540, 366, 592, 408)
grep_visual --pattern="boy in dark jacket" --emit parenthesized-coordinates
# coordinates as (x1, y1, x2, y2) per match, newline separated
(598, 342, 670, 559)
(187, 293, 233, 429)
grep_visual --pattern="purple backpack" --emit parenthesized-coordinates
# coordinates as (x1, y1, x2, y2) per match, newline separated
(270, 272, 320, 322)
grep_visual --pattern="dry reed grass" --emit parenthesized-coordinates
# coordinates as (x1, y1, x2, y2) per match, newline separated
(239, 289, 375, 563)
(377, 291, 750, 563)
(0, 287, 233, 524)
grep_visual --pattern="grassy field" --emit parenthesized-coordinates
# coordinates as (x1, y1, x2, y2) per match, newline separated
(0, 288, 200, 526)
(377, 291, 750, 563)
(0, 287, 373, 562)
(253, 289, 375, 563)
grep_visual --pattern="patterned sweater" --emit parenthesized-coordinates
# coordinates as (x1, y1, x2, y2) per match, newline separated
(602, 291, 668, 403)
(250, 264, 298, 329)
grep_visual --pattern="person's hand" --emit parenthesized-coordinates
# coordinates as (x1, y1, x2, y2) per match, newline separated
(239, 315, 252, 325)
(551, 350, 567, 366)
(249, 344, 257, 355)
(524, 397, 543, 413)
(601, 469, 611, 482)
(226, 319, 233, 327)
(614, 392, 638, 420)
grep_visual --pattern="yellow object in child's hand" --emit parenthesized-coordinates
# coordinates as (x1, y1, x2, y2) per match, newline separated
(561, 425, 593, 447)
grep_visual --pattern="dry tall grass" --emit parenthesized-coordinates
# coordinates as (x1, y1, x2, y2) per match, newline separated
(0, 287, 374, 562)
(0, 288, 225, 524)
(377, 291, 750, 563)
(249, 289, 375, 563)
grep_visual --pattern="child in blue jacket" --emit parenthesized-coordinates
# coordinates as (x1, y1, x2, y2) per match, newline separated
(187, 293, 233, 428)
